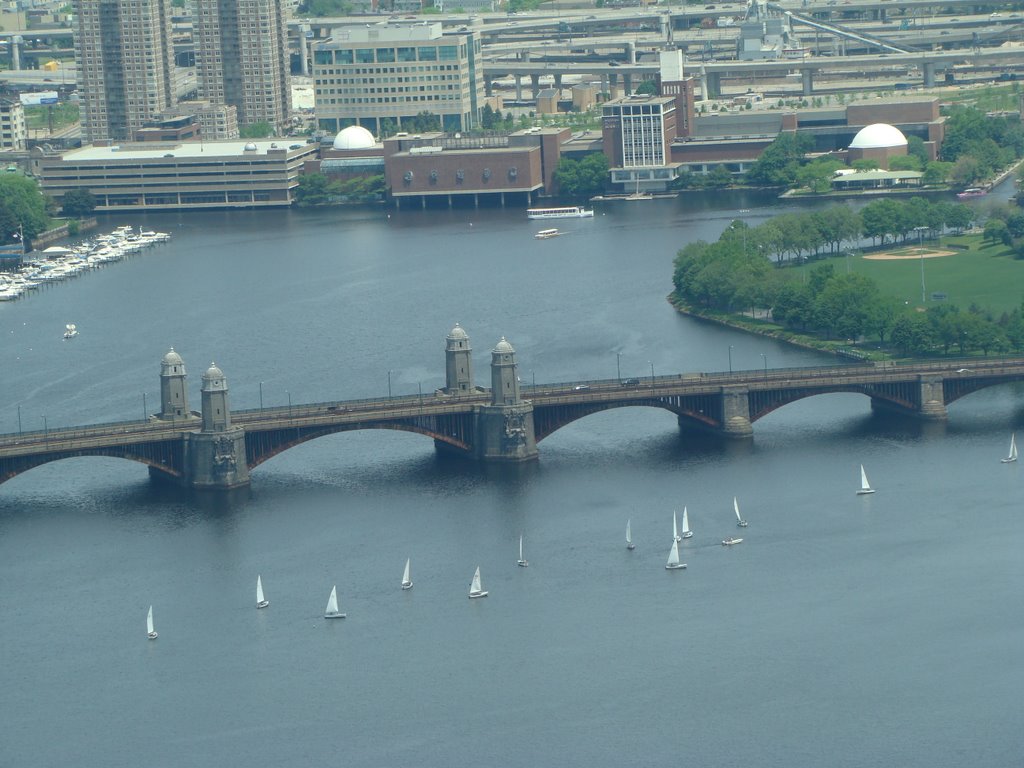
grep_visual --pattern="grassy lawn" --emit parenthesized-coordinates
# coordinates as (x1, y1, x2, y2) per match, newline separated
(24, 103, 79, 132)
(796, 234, 1024, 314)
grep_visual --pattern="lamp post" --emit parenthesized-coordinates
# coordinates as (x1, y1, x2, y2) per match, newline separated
(649, 360, 655, 386)
(287, 390, 292, 419)
(42, 415, 47, 441)
(760, 353, 767, 380)
(531, 369, 536, 389)
(259, 381, 264, 412)
(142, 392, 147, 422)
(728, 345, 734, 373)
(616, 352, 621, 382)
(17, 404, 22, 436)
(418, 381, 423, 409)
(387, 370, 393, 400)
(914, 226, 928, 303)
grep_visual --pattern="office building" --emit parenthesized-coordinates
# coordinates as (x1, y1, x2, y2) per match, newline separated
(0, 98, 27, 151)
(194, 0, 292, 135)
(72, 0, 176, 143)
(602, 94, 681, 193)
(313, 22, 482, 135)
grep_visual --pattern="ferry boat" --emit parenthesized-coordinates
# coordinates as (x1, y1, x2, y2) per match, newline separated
(956, 187, 987, 199)
(527, 206, 594, 220)
(534, 228, 561, 239)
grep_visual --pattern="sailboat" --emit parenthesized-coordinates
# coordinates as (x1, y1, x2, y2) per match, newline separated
(324, 585, 346, 618)
(672, 510, 682, 543)
(681, 506, 693, 539)
(401, 558, 413, 590)
(626, 519, 636, 550)
(666, 539, 687, 570)
(734, 497, 748, 527)
(255, 574, 269, 608)
(468, 566, 488, 598)
(146, 605, 158, 640)
(1001, 433, 1018, 463)
(517, 535, 529, 567)
(63, 323, 78, 339)
(856, 465, 876, 495)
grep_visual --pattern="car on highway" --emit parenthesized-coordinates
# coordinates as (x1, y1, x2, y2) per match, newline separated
(620, 378, 640, 387)
(573, 384, 590, 391)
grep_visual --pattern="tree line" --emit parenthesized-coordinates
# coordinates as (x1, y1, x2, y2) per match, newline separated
(671, 201, 1024, 356)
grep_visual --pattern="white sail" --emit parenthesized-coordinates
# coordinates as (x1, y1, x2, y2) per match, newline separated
(401, 558, 413, 589)
(682, 506, 692, 538)
(626, 519, 635, 550)
(734, 497, 748, 527)
(1002, 433, 1018, 463)
(666, 539, 686, 569)
(672, 510, 681, 543)
(517, 535, 528, 567)
(256, 574, 268, 608)
(324, 585, 345, 617)
(146, 605, 157, 639)
(857, 465, 876, 494)
(469, 566, 488, 598)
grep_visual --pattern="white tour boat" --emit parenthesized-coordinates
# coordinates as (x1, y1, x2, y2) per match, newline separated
(534, 228, 561, 239)
(527, 206, 594, 220)
(722, 537, 744, 546)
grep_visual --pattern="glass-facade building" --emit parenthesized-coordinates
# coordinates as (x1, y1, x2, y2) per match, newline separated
(313, 23, 482, 135)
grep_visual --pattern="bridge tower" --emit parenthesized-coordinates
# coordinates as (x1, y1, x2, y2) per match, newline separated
(473, 337, 537, 462)
(185, 362, 250, 490)
(444, 323, 474, 394)
(158, 348, 192, 421)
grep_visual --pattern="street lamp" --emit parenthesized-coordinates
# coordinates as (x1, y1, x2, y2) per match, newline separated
(760, 353, 767, 380)
(142, 392, 147, 422)
(616, 352, 621, 382)
(17, 404, 22, 436)
(287, 390, 292, 419)
(42, 415, 47, 441)
(418, 381, 423, 408)
(649, 360, 655, 386)
(387, 370, 393, 400)
(531, 369, 536, 389)
(259, 381, 264, 412)
(914, 226, 929, 303)
(728, 345, 734, 373)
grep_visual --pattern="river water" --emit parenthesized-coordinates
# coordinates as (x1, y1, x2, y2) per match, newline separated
(2, 188, 1022, 767)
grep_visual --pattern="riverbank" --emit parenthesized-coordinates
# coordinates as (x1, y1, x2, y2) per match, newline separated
(667, 293, 878, 361)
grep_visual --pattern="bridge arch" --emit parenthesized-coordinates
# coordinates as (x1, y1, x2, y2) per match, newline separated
(0, 447, 183, 486)
(532, 398, 719, 441)
(245, 420, 473, 469)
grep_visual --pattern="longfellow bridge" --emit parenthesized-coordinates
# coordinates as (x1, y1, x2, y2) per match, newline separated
(2, 325, 1023, 490)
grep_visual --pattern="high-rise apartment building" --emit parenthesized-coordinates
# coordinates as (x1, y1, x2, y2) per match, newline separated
(72, 0, 176, 143)
(194, 0, 292, 135)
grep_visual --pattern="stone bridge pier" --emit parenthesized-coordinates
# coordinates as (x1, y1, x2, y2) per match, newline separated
(870, 374, 947, 420)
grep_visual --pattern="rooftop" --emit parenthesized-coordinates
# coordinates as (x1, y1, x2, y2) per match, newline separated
(54, 140, 313, 162)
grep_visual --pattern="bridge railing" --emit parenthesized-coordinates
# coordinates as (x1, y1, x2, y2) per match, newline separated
(4, 357, 1023, 444)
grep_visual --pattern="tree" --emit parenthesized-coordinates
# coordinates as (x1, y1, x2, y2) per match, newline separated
(744, 132, 814, 187)
(0, 175, 51, 244)
(298, 0, 354, 14)
(888, 155, 923, 172)
(552, 153, 608, 198)
(921, 161, 952, 186)
(635, 79, 658, 96)
(239, 122, 273, 139)
(60, 189, 96, 217)
(293, 173, 332, 207)
(906, 135, 929, 165)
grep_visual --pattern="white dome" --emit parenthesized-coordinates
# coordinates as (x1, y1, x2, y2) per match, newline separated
(333, 125, 376, 150)
(849, 123, 908, 150)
